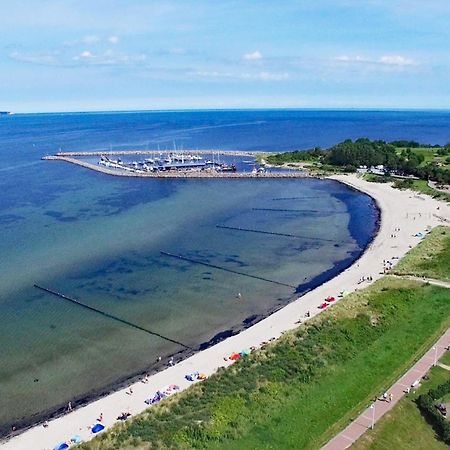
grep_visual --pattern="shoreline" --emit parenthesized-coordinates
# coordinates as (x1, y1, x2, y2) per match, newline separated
(0, 183, 379, 438)
(2, 174, 449, 450)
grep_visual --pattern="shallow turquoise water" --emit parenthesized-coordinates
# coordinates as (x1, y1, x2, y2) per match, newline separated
(0, 168, 377, 432)
(0, 110, 396, 432)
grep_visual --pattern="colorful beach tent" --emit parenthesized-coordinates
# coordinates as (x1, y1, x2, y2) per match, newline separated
(240, 349, 251, 356)
(54, 443, 69, 450)
(229, 352, 241, 360)
(91, 423, 105, 433)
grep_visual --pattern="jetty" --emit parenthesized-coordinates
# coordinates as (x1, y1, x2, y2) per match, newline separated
(42, 151, 309, 179)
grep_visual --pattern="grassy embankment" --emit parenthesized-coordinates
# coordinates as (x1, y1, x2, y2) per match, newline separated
(392, 226, 450, 282)
(363, 174, 450, 202)
(351, 224, 450, 450)
(79, 242, 450, 450)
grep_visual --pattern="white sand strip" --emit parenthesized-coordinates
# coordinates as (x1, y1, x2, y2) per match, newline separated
(2, 174, 449, 450)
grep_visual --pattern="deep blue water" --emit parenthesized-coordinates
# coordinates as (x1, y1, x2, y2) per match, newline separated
(0, 109, 447, 434)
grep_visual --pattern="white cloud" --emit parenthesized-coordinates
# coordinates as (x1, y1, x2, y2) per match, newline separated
(379, 55, 414, 66)
(108, 35, 119, 44)
(193, 70, 288, 81)
(258, 71, 289, 81)
(243, 50, 263, 61)
(79, 50, 94, 58)
(72, 50, 146, 65)
(10, 48, 146, 67)
(9, 51, 59, 66)
(65, 35, 119, 46)
(334, 54, 416, 67)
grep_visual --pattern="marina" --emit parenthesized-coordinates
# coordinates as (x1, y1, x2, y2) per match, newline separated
(42, 151, 308, 178)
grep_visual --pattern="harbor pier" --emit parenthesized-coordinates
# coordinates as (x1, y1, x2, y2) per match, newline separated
(42, 151, 308, 179)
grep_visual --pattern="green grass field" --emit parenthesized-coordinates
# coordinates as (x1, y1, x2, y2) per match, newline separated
(351, 364, 450, 450)
(392, 226, 450, 281)
(407, 179, 450, 202)
(395, 147, 450, 169)
(79, 277, 450, 450)
(363, 172, 450, 202)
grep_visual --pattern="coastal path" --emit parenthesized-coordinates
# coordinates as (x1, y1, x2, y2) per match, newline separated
(321, 328, 450, 450)
(389, 274, 450, 290)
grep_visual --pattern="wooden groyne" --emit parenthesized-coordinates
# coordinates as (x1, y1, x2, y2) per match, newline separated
(160, 251, 296, 289)
(216, 225, 337, 242)
(34, 284, 193, 349)
(42, 155, 308, 179)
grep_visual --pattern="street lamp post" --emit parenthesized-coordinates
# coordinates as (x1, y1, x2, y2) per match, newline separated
(370, 403, 376, 429)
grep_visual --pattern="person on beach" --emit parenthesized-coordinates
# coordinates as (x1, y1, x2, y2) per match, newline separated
(67, 401, 72, 412)
(98, 413, 103, 422)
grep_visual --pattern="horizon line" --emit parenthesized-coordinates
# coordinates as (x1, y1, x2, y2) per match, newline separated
(6, 106, 450, 115)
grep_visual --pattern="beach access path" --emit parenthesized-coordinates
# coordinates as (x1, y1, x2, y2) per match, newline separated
(322, 327, 450, 450)
(2, 174, 449, 450)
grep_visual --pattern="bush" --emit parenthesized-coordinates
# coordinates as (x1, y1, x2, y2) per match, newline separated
(416, 379, 450, 445)
(393, 179, 414, 190)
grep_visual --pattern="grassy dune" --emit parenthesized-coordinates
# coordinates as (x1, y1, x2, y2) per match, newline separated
(392, 226, 450, 281)
(79, 278, 450, 450)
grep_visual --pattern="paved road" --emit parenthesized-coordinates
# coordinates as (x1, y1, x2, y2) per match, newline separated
(322, 328, 450, 450)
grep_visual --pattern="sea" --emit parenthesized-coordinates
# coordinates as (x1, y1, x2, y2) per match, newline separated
(0, 109, 449, 435)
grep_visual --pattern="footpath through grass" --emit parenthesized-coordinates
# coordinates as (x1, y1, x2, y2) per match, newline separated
(392, 226, 450, 282)
(351, 364, 450, 450)
(79, 277, 450, 450)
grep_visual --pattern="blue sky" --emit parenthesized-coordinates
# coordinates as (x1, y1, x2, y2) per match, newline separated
(2, 0, 450, 112)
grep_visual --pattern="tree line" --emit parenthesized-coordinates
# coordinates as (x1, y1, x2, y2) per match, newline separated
(267, 138, 450, 184)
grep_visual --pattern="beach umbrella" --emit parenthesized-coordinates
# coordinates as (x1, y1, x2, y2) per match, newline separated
(71, 435, 83, 444)
(91, 423, 105, 433)
(240, 349, 251, 356)
(54, 443, 69, 450)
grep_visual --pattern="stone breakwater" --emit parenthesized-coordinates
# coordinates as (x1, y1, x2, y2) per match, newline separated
(42, 155, 308, 178)
(55, 150, 267, 157)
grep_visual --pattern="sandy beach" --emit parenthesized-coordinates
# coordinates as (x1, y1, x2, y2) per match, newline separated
(2, 174, 449, 450)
